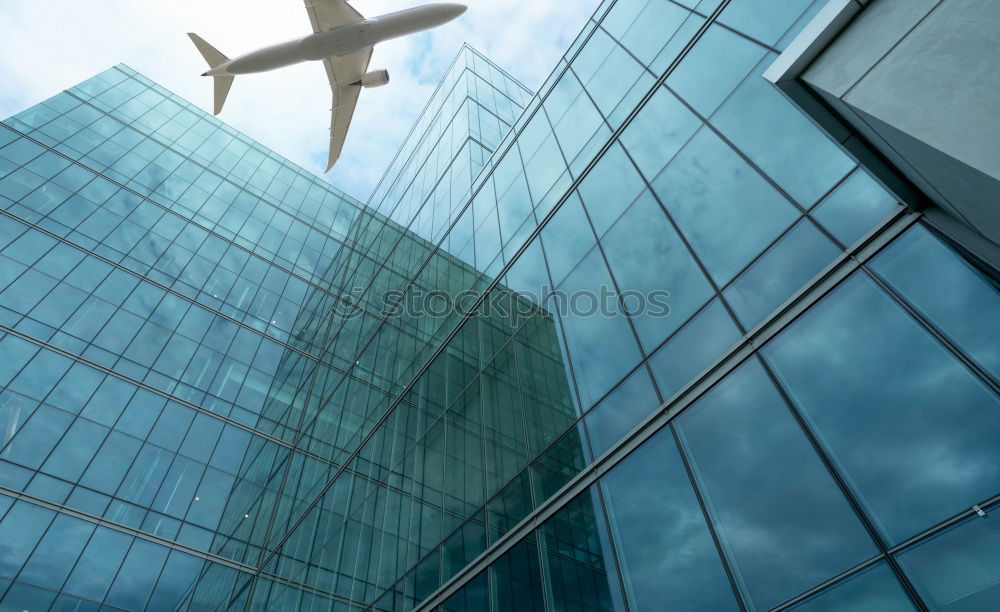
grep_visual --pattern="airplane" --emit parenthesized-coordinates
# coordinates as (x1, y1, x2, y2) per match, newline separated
(188, 1, 467, 171)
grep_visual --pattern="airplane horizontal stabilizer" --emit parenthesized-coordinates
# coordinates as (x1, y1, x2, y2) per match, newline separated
(187, 32, 228, 68)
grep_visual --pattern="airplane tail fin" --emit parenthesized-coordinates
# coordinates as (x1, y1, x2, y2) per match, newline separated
(187, 33, 233, 116)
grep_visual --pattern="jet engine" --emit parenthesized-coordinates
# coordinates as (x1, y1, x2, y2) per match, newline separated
(357, 69, 390, 88)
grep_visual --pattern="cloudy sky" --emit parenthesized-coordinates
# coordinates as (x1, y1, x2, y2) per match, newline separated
(0, 0, 596, 201)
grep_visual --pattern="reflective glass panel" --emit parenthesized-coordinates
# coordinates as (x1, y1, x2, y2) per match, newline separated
(676, 358, 876, 610)
(765, 273, 1000, 544)
(601, 190, 714, 349)
(812, 168, 901, 246)
(585, 367, 659, 456)
(553, 248, 643, 408)
(872, 224, 1000, 380)
(653, 127, 799, 285)
(602, 427, 738, 610)
(666, 25, 766, 117)
(712, 55, 854, 207)
(791, 562, 915, 612)
(648, 298, 742, 399)
(898, 512, 1000, 610)
(724, 219, 840, 329)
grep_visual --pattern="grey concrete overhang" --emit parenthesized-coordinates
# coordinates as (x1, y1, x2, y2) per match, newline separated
(764, 0, 871, 86)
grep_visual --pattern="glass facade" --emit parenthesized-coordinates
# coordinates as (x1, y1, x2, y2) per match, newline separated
(1, 2, 999, 611)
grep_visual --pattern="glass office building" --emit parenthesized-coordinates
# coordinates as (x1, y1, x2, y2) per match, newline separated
(2, 1, 1000, 610)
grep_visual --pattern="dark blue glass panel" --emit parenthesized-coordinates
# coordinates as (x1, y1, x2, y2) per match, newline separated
(18, 514, 95, 589)
(724, 219, 840, 329)
(0, 580, 58, 611)
(648, 298, 741, 399)
(538, 489, 625, 611)
(764, 274, 1000, 544)
(871, 224, 1000, 380)
(791, 562, 915, 611)
(440, 570, 488, 612)
(675, 358, 876, 610)
(585, 367, 659, 456)
(0, 501, 55, 577)
(491, 538, 545, 612)
(602, 426, 738, 610)
(812, 169, 900, 246)
(898, 512, 1000, 610)
(62, 526, 132, 600)
(145, 550, 206, 610)
(105, 538, 170, 609)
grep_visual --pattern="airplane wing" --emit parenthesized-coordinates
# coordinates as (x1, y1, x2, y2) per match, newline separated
(301, 1, 371, 170)
(302, 0, 365, 34)
(323, 48, 372, 171)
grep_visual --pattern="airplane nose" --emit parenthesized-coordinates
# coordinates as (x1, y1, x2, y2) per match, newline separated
(441, 3, 467, 19)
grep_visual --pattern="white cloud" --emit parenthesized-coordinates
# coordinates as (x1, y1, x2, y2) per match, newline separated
(0, 0, 596, 201)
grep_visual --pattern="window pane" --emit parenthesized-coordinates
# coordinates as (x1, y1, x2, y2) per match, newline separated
(719, 0, 817, 46)
(577, 143, 645, 236)
(812, 169, 901, 246)
(871, 224, 1000, 380)
(648, 298, 742, 399)
(541, 194, 595, 288)
(0, 501, 55, 577)
(653, 127, 798, 285)
(619, 86, 701, 181)
(490, 538, 546, 612)
(18, 514, 95, 589)
(62, 527, 133, 600)
(898, 512, 1000, 610)
(723, 219, 840, 329)
(601, 190, 714, 349)
(676, 358, 875, 609)
(666, 25, 766, 117)
(538, 489, 625, 611)
(0, 581, 58, 611)
(553, 249, 642, 408)
(791, 562, 915, 612)
(585, 367, 659, 456)
(602, 426, 738, 610)
(764, 274, 1000, 544)
(712, 55, 854, 207)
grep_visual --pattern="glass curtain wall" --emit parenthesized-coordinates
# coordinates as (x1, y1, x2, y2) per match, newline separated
(0, 0, 998, 610)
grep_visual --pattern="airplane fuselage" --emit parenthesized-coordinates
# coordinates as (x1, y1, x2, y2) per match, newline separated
(204, 3, 464, 76)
